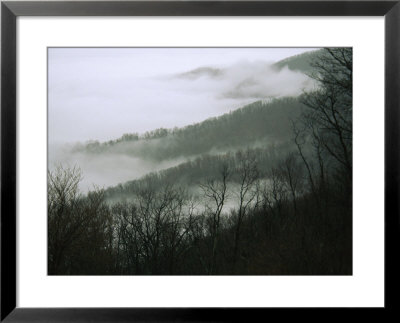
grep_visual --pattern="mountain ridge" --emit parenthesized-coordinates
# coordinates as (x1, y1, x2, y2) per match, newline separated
(73, 97, 304, 162)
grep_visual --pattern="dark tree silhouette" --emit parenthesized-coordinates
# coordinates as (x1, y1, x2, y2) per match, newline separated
(300, 48, 352, 198)
(200, 163, 230, 274)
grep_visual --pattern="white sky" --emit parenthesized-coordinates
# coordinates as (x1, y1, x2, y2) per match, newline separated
(48, 47, 317, 144)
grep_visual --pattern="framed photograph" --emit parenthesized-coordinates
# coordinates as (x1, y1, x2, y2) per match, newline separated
(1, 0, 399, 321)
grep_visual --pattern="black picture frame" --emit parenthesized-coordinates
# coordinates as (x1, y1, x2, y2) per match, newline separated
(1, 1, 399, 321)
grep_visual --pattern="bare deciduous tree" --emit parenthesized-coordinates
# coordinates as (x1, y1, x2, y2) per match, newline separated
(200, 163, 230, 274)
(48, 165, 83, 274)
(233, 150, 259, 270)
(301, 48, 352, 191)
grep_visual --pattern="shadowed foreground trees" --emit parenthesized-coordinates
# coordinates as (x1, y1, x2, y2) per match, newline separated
(48, 166, 114, 275)
(298, 47, 352, 204)
(112, 184, 196, 274)
(48, 149, 351, 275)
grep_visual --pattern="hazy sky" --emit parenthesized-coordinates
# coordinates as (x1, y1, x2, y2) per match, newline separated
(48, 47, 317, 144)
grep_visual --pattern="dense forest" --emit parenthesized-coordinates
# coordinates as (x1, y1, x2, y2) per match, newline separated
(48, 48, 352, 275)
(72, 97, 303, 161)
(272, 49, 319, 73)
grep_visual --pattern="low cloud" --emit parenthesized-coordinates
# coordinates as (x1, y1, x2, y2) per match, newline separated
(176, 67, 224, 80)
(172, 60, 315, 100)
(49, 143, 189, 192)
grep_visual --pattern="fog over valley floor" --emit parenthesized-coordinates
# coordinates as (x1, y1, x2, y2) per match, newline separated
(49, 142, 191, 191)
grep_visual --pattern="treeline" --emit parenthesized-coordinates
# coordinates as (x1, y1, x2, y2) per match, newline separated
(104, 143, 295, 203)
(48, 48, 352, 275)
(72, 97, 303, 161)
(272, 49, 320, 73)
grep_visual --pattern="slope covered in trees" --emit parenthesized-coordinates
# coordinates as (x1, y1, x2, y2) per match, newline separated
(73, 97, 304, 161)
(272, 49, 321, 73)
(104, 144, 295, 203)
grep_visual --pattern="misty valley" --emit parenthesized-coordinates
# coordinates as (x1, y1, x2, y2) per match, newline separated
(48, 48, 352, 275)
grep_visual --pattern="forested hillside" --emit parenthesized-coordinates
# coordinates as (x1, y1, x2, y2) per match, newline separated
(73, 97, 303, 161)
(104, 144, 296, 203)
(272, 49, 320, 73)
